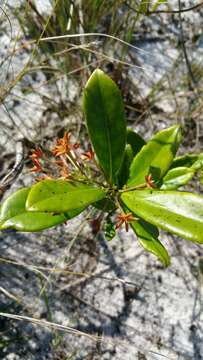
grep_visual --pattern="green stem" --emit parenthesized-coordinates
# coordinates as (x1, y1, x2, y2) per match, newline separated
(118, 183, 147, 193)
(65, 151, 109, 188)
(66, 152, 86, 176)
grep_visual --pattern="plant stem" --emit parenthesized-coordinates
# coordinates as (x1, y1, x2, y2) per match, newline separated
(66, 152, 86, 176)
(118, 183, 147, 193)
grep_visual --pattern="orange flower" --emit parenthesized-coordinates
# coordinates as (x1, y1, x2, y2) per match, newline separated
(81, 150, 94, 161)
(30, 147, 43, 160)
(145, 174, 157, 189)
(115, 212, 136, 232)
(52, 132, 71, 157)
(30, 158, 43, 173)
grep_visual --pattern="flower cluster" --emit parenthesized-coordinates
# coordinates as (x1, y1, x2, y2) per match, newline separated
(52, 132, 76, 157)
(29, 132, 156, 234)
(29, 131, 95, 182)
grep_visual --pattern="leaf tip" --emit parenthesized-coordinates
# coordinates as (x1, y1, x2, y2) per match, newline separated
(91, 68, 104, 77)
(84, 68, 104, 88)
(163, 255, 170, 268)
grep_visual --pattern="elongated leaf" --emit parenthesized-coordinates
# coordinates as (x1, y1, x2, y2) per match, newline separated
(130, 218, 170, 267)
(127, 125, 182, 186)
(26, 179, 106, 212)
(83, 69, 126, 184)
(192, 154, 203, 170)
(121, 189, 203, 243)
(161, 167, 195, 190)
(118, 144, 134, 187)
(0, 188, 83, 232)
(121, 204, 169, 266)
(127, 128, 145, 156)
(170, 153, 203, 170)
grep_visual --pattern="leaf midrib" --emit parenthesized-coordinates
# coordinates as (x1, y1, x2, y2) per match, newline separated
(97, 73, 113, 184)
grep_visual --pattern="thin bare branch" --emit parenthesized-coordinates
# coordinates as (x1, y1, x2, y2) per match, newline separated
(125, 1, 203, 15)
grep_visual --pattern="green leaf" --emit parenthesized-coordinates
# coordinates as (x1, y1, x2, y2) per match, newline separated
(121, 189, 203, 244)
(121, 203, 169, 266)
(161, 167, 195, 190)
(93, 198, 116, 212)
(170, 153, 203, 170)
(26, 179, 106, 213)
(127, 125, 182, 186)
(104, 216, 116, 241)
(130, 218, 170, 267)
(0, 188, 83, 232)
(119, 127, 147, 187)
(192, 154, 203, 170)
(127, 128, 146, 156)
(118, 144, 134, 188)
(83, 69, 126, 184)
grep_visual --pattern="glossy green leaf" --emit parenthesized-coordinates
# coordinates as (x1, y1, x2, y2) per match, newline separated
(121, 189, 203, 244)
(118, 144, 134, 187)
(121, 203, 169, 266)
(170, 153, 203, 170)
(104, 216, 116, 241)
(127, 125, 182, 186)
(192, 154, 203, 170)
(161, 167, 195, 190)
(130, 218, 170, 267)
(127, 128, 145, 156)
(26, 179, 106, 213)
(83, 69, 126, 184)
(93, 198, 116, 212)
(0, 188, 83, 232)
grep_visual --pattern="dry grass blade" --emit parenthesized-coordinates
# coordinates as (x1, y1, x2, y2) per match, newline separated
(0, 256, 141, 289)
(0, 287, 21, 303)
(0, 312, 101, 341)
(39, 32, 148, 54)
(0, 313, 172, 358)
